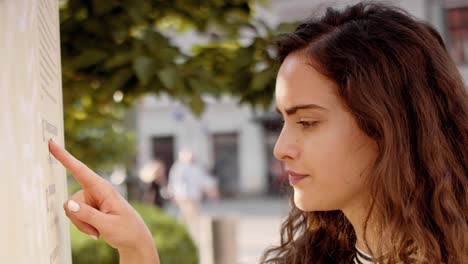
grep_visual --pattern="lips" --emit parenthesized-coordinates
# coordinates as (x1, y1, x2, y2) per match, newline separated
(287, 170, 309, 185)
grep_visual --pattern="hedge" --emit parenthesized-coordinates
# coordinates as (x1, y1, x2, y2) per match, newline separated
(70, 202, 198, 264)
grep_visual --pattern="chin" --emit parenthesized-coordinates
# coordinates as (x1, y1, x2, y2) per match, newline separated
(293, 188, 331, 212)
(293, 189, 313, 211)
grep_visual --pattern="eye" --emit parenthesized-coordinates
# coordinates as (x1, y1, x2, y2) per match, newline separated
(296, 120, 319, 129)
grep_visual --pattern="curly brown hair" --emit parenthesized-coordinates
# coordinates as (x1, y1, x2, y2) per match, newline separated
(261, 2, 468, 263)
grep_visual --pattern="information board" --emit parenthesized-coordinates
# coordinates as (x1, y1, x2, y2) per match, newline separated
(0, 0, 72, 263)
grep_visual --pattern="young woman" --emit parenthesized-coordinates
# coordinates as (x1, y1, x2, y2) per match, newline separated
(49, 2, 467, 263)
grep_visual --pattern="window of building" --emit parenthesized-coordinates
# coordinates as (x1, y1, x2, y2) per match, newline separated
(212, 133, 239, 197)
(151, 136, 175, 177)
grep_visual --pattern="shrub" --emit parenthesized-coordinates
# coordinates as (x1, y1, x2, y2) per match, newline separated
(71, 202, 198, 264)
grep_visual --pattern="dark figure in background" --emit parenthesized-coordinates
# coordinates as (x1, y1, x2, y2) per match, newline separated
(139, 160, 168, 208)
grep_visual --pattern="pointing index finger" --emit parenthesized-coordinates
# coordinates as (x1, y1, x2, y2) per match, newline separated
(48, 139, 108, 191)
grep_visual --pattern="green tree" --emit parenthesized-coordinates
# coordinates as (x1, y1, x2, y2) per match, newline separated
(60, 0, 295, 171)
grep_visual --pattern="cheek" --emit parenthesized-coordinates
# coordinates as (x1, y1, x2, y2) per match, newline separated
(297, 120, 377, 210)
(302, 124, 353, 177)
(305, 118, 376, 178)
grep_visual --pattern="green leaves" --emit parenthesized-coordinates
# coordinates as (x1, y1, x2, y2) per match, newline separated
(251, 68, 275, 91)
(156, 66, 178, 89)
(133, 56, 156, 85)
(104, 52, 133, 70)
(188, 95, 205, 116)
(109, 68, 133, 90)
(91, 0, 118, 16)
(60, 0, 292, 172)
(72, 49, 108, 68)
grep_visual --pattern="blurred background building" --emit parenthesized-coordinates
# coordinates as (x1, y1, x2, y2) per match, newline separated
(134, 0, 468, 199)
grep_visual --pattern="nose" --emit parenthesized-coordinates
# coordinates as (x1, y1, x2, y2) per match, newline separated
(273, 127, 300, 161)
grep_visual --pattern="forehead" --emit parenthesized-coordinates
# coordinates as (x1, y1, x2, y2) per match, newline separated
(275, 52, 339, 110)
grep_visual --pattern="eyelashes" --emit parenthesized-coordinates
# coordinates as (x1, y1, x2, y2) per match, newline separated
(279, 119, 320, 130)
(296, 120, 320, 129)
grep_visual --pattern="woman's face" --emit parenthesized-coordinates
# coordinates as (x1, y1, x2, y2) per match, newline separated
(274, 52, 378, 212)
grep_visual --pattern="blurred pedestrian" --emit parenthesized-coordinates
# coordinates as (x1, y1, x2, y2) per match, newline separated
(139, 160, 169, 209)
(167, 149, 219, 242)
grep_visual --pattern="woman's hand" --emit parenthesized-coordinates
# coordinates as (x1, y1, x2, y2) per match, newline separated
(48, 139, 159, 264)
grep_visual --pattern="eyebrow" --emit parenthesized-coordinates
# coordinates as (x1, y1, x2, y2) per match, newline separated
(275, 104, 326, 116)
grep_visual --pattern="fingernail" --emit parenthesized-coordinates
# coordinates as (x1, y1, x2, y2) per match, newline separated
(89, 235, 98, 240)
(68, 200, 80, 212)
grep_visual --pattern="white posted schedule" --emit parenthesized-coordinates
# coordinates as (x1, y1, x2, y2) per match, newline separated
(0, 0, 72, 263)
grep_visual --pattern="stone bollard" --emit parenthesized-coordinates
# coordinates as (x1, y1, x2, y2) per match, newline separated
(199, 214, 238, 264)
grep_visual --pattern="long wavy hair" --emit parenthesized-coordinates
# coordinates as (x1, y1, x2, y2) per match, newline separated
(261, 2, 468, 263)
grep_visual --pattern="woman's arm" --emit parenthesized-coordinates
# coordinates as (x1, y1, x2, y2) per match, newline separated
(119, 240, 159, 264)
(48, 139, 160, 264)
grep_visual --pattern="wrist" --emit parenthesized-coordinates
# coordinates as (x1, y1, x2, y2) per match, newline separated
(118, 237, 159, 264)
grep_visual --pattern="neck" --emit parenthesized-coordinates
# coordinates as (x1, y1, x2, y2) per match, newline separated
(342, 200, 379, 256)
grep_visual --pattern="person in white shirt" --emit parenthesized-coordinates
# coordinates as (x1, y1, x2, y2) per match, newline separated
(167, 149, 219, 242)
